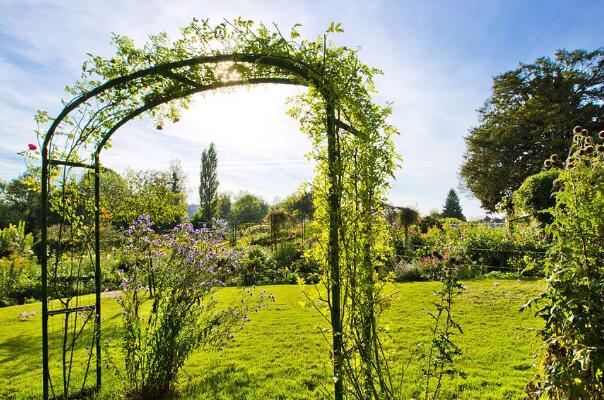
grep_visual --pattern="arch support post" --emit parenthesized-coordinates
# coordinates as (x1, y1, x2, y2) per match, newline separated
(41, 152, 49, 400)
(94, 155, 102, 392)
(326, 101, 344, 400)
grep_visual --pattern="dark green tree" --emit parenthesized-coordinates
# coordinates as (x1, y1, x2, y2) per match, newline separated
(460, 48, 604, 211)
(198, 143, 218, 223)
(398, 207, 419, 246)
(442, 189, 465, 221)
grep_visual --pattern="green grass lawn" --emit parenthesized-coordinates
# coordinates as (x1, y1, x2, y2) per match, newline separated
(0, 278, 543, 399)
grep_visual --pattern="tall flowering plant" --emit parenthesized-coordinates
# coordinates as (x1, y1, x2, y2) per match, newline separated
(115, 215, 270, 399)
(524, 127, 604, 399)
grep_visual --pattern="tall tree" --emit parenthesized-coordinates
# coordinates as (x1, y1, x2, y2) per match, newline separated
(442, 189, 465, 220)
(198, 143, 218, 223)
(460, 48, 604, 211)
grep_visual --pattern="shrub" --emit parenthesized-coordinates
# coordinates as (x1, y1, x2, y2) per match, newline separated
(0, 222, 39, 305)
(291, 254, 321, 284)
(238, 246, 273, 286)
(391, 261, 425, 282)
(513, 169, 560, 225)
(413, 220, 547, 276)
(272, 242, 302, 269)
(113, 216, 270, 399)
(507, 221, 549, 276)
(459, 223, 515, 272)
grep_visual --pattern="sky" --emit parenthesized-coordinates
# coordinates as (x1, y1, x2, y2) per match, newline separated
(1, 0, 603, 218)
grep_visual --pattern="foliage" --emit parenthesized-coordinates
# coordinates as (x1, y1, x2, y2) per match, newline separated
(167, 159, 187, 196)
(118, 169, 187, 229)
(79, 166, 129, 223)
(461, 48, 604, 211)
(272, 242, 301, 270)
(441, 189, 465, 221)
(513, 169, 560, 225)
(411, 220, 548, 277)
(80, 167, 187, 230)
(233, 243, 315, 286)
(292, 80, 399, 397)
(398, 206, 420, 247)
(217, 193, 232, 220)
(237, 247, 273, 286)
(524, 127, 604, 399)
(0, 172, 41, 234)
(113, 215, 271, 399)
(265, 209, 292, 230)
(420, 253, 465, 400)
(230, 192, 269, 225)
(273, 189, 314, 221)
(290, 252, 321, 284)
(418, 211, 442, 234)
(506, 221, 550, 276)
(0, 222, 39, 306)
(265, 209, 293, 251)
(391, 261, 425, 282)
(198, 143, 219, 224)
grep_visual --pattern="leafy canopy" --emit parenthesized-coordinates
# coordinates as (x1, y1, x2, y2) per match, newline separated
(460, 48, 604, 211)
(230, 192, 269, 224)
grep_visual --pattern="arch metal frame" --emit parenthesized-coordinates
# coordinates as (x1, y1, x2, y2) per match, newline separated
(41, 53, 356, 399)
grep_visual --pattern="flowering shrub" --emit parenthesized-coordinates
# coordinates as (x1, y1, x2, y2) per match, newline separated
(403, 219, 548, 277)
(113, 215, 271, 399)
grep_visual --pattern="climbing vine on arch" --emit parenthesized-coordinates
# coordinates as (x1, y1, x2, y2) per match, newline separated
(38, 18, 399, 399)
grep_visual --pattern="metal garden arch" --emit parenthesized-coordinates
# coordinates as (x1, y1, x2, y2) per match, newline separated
(39, 20, 396, 400)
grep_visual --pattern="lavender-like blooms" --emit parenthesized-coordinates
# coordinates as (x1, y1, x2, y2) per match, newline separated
(115, 214, 271, 397)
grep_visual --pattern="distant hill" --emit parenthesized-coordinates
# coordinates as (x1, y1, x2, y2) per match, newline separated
(187, 204, 199, 217)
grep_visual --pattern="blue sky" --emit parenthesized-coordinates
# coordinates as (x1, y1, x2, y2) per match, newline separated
(1, 0, 603, 218)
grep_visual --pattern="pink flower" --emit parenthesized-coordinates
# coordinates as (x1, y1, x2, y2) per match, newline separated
(28, 143, 37, 151)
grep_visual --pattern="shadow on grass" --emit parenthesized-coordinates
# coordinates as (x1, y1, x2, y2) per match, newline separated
(169, 364, 255, 400)
(0, 332, 41, 367)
